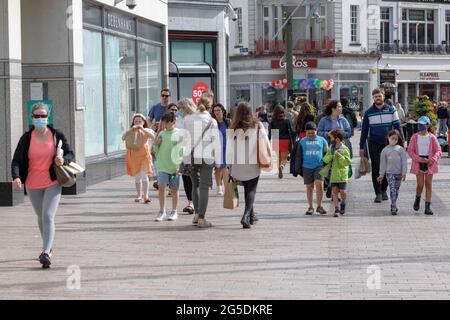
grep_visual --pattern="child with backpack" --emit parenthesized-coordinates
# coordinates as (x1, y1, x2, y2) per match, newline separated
(407, 116, 442, 215)
(377, 130, 408, 215)
(321, 129, 352, 217)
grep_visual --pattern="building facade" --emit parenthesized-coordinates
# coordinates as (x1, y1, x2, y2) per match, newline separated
(229, 0, 379, 113)
(1, 0, 168, 206)
(377, 0, 450, 113)
(168, 0, 233, 106)
(229, 0, 450, 114)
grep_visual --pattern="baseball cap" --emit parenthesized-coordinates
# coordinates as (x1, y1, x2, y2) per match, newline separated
(417, 116, 431, 125)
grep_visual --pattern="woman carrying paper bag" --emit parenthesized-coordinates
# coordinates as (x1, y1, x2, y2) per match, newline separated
(226, 102, 272, 229)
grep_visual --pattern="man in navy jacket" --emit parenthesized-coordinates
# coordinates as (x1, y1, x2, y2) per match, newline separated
(359, 88, 403, 203)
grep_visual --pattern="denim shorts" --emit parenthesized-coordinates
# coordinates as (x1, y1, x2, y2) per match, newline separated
(331, 182, 347, 190)
(158, 172, 180, 190)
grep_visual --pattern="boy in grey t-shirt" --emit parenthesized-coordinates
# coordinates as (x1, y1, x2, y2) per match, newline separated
(377, 130, 408, 215)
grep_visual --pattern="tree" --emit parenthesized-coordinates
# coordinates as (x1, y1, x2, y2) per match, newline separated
(411, 95, 437, 124)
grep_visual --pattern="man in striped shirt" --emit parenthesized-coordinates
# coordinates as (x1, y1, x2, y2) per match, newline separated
(359, 88, 403, 203)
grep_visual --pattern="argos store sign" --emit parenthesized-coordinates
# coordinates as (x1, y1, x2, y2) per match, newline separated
(271, 57, 318, 69)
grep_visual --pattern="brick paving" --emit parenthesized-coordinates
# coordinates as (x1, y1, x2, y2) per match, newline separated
(2, 134, 450, 299)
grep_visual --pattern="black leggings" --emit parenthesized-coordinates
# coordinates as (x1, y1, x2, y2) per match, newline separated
(368, 140, 388, 195)
(242, 176, 260, 217)
(182, 174, 192, 201)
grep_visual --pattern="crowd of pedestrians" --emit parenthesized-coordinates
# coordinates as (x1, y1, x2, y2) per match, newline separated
(11, 87, 445, 269)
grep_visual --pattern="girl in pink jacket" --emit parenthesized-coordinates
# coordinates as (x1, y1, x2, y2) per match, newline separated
(407, 116, 442, 215)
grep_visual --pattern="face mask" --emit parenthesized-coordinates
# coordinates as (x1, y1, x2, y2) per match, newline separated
(418, 124, 427, 132)
(388, 137, 398, 146)
(33, 118, 48, 129)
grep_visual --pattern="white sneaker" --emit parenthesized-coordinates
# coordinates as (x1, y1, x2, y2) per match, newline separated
(217, 186, 224, 196)
(155, 210, 166, 222)
(168, 210, 178, 221)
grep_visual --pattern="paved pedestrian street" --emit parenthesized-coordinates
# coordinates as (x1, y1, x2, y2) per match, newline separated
(2, 137, 450, 300)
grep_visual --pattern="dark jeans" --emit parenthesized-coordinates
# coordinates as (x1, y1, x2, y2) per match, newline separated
(182, 174, 192, 202)
(368, 140, 388, 195)
(242, 176, 260, 218)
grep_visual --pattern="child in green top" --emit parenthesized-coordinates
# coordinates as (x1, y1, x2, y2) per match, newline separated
(152, 112, 184, 222)
(321, 129, 352, 217)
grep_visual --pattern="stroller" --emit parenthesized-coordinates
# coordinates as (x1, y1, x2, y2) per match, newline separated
(437, 134, 449, 153)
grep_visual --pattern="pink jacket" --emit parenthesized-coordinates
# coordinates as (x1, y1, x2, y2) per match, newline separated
(407, 133, 442, 175)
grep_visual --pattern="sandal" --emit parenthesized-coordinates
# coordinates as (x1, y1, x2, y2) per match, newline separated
(135, 197, 142, 203)
(183, 205, 194, 215)
(143, 197, 151, 204)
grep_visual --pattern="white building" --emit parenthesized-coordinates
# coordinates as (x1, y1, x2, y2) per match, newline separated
(377, 0, 450, 112)
(168, 0, 233, 106)
(229, 0, 450, 113)
(1, 0, 168, 206)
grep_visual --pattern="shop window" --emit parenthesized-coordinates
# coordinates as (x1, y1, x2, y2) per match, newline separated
(105, 35, 136, 153)
(138, 42, 162, 116)
(83, 30, 105, 157)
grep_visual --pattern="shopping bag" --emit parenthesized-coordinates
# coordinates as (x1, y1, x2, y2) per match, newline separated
(359, 156, 371, 176)
(223, 178, 239, 210)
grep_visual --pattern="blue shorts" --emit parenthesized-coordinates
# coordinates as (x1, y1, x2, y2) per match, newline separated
(158, 172, 180, 190)
(331, 182, 347, 191)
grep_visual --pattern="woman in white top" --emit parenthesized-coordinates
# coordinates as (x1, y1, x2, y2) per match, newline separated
(227, 102, 271, 229)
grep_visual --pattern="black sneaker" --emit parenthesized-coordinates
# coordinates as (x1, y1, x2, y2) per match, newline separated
(382, 192, 389, 201)
(278, 166, 284, 179)
(39, 252, 51, 269)
(340, 203, 346, 215)
(333, 208, 340, 217)
(391, 207, 398, 215)
(305, 207, 314, 215)
(374, 194, 382, 203)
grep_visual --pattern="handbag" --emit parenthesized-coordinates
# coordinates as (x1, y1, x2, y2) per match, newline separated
(179, 119, 213, 176)
(53, 139, 76, 187)
(257, 124, 273, 171)
(54, 165, 76, 188)
(223, 177, 239, 209)
(124, 129, 144, 150)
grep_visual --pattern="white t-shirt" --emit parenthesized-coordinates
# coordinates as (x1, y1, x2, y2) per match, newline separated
(417, 134, 430, 156)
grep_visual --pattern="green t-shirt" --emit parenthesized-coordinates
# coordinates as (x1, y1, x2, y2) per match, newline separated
(153, 128, 184, 174)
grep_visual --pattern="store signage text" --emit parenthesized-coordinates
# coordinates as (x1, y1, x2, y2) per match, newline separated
(420, 72, 440, 80)
(106, 11, 134, 33)
(271, 57, 317, 69)
(380, 69, 396, 84)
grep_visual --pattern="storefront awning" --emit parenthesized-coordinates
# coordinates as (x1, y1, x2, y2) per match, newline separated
(169, 62, 216, 75)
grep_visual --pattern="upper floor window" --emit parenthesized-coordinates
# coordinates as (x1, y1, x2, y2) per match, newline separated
(380, 7, 391, 44)
(350, 5, 359, 43)
(235, 8, 242, 45)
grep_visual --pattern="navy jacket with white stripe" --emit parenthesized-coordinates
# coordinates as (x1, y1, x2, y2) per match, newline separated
(359, 103, 403, 150)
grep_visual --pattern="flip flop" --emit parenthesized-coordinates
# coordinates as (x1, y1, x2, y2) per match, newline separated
(143, 198, 151, 204)
(183, 205, 194, 214)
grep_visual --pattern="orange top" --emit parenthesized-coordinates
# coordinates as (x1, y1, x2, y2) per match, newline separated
(26, 130, 59, 190)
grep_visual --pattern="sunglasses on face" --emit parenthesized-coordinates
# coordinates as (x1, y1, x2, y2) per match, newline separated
(161, 95, 170, 98)
(33, 114, 48, 119)
(170, 109, 178, 112)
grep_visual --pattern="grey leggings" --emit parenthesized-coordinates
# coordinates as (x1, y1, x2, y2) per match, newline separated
(27, 184, 62, 253)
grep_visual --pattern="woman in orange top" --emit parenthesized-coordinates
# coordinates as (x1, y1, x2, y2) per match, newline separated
(122, 114, 155, 203)
(11, 103, 74, 269)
